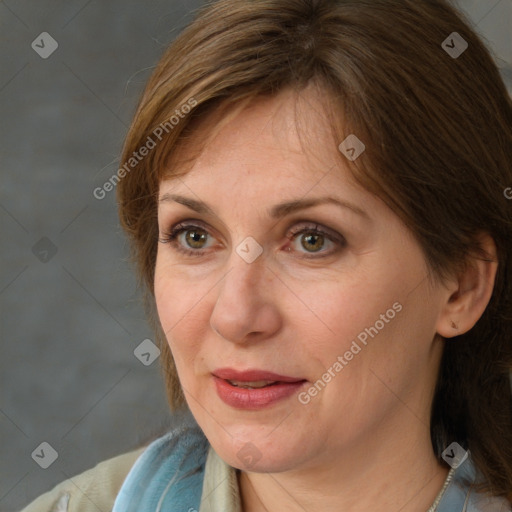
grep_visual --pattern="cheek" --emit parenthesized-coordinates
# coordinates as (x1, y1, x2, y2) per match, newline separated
(301, 261, 418, 386)
(308, 270, 396, 344)
(154, 261, 208, 372)
(307, 274, 437, 419)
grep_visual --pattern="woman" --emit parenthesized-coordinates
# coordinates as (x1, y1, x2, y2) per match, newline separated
(21, 0, 512, 510)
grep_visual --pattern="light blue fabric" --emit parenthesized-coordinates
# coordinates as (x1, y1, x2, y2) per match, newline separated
(112, 423, 208, 512)
(113, 424, 511, 511)
(437, 452, 512, 512)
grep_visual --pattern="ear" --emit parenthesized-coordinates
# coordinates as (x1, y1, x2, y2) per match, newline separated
(436, 233, 498, 338)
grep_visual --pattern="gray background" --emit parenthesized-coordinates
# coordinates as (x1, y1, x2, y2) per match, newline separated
(1, 1, 511, 510)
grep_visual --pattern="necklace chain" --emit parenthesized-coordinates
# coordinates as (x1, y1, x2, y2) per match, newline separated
(426, 467, 456, 512)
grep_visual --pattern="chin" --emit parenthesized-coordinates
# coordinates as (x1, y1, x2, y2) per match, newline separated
(202, 420, 308, 473)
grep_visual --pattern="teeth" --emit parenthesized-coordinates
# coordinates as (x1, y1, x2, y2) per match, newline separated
(227, 380, 277, 389)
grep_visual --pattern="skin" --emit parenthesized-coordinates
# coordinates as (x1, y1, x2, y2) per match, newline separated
(154, 84, 498, 512)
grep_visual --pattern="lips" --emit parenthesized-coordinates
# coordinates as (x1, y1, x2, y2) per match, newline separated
(226, 379, 278, 389)
(212, 368, 307, 409)
(213, 368, 305, 383)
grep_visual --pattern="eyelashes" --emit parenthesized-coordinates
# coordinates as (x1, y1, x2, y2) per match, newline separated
(158, 219, 347, 259)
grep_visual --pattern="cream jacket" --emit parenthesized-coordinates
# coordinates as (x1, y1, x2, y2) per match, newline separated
(20, 444, 240, 512)
(20, 446, 146, 512)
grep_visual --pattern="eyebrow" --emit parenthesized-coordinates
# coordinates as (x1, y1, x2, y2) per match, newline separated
(159, 193, 370, 221)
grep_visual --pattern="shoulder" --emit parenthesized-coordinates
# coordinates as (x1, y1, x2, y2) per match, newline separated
(20, 421, 209, 512)
(20, 445, 146, 512)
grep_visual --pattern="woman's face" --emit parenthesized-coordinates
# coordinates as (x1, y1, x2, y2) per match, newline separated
(154, 87, 449, 473)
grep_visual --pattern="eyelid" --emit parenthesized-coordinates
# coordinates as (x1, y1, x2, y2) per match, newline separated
(158, 215, 343, 240)
(158, 217, 347, 259)
(287, 219, 344, 242)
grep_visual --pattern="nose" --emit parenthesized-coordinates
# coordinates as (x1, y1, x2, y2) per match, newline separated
(209, 251, 282, 344)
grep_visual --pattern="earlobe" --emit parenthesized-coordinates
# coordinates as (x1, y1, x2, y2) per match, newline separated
(436, 233, 498, 339)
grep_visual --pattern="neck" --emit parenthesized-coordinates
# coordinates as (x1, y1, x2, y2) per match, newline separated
(238, 422, 449, 512)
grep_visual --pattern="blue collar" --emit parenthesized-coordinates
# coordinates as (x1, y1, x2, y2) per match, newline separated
(436, 451, 511, 511)
(112, 424, 209, 512)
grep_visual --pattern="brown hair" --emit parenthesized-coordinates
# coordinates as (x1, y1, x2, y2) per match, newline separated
(116, 0, 512, 501)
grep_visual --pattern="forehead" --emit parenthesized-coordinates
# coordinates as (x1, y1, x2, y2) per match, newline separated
(159, 87, 362, 200)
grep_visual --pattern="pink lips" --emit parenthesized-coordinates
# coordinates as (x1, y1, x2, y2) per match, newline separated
(212, 368, 307, 409)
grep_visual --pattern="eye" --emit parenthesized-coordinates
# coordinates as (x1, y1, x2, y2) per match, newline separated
(158, 221, 213, 257)
(158, 220, 346, 258)
(285, 223, 346, 258)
